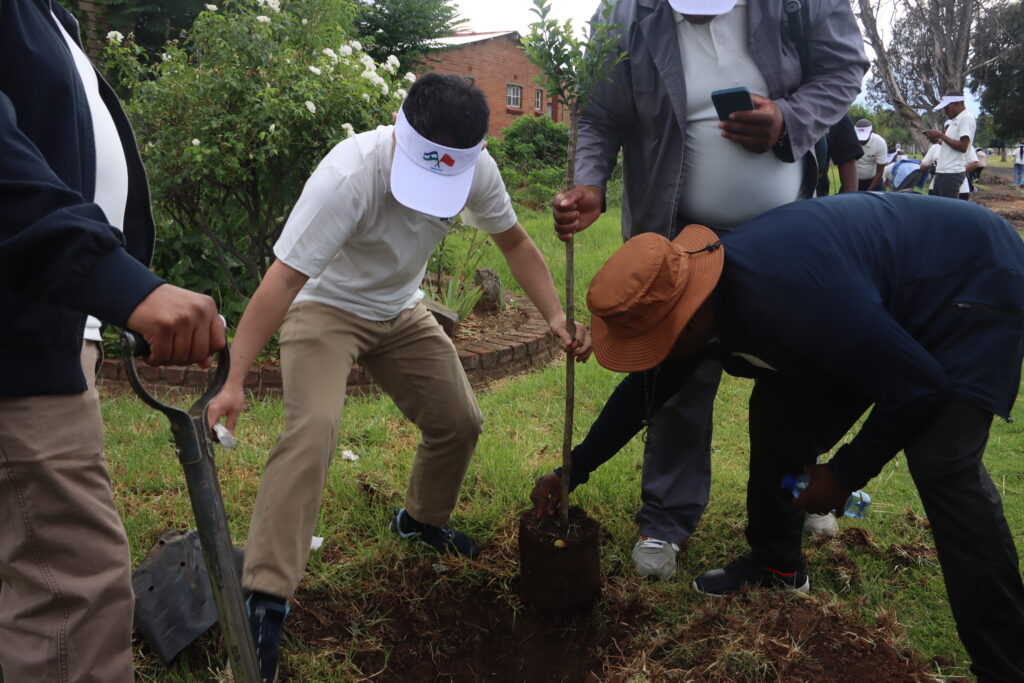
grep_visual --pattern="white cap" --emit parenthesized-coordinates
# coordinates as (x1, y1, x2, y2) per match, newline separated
(391, 105, 484, 217)
(932, 94, 965, 112)
(855, 124, 872, 142)
(668, 0, 739, 15)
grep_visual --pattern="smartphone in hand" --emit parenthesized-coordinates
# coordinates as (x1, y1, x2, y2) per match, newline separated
(711, 87, 755, 121)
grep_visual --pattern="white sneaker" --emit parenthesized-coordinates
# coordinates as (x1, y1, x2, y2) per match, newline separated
(803, 512, 839, 538)
(632, 537, 680, 581)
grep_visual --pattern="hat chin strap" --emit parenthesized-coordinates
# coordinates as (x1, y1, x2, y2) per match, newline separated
(683, 240, 722, 256)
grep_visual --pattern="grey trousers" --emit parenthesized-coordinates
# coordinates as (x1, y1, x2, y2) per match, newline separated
(635, 358, 723, 544)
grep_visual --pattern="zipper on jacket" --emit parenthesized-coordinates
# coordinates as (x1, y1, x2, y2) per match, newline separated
(947, 301, 1024, 316)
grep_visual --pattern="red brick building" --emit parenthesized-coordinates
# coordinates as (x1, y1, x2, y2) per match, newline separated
(418, 32, 564, 139)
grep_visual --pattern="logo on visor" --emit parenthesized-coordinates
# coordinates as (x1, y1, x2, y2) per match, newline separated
(423, 150, 456, 172)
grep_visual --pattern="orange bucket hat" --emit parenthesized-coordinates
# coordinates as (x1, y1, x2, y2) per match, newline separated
(587, 225, 724, 372)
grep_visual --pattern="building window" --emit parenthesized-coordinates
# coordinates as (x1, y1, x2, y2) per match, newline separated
(506, 84, 522, 109)
(535, 88, 544, 111)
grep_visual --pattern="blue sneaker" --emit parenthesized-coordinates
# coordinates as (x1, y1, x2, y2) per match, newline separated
(246, 591, 290, 683)
(389, 508, 479, 559)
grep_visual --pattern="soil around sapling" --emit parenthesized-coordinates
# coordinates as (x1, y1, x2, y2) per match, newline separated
(518, 506, 603, 614)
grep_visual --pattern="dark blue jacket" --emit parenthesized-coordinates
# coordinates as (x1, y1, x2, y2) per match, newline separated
(1, 0, 164, 396)
(716, 192, 1024, 490)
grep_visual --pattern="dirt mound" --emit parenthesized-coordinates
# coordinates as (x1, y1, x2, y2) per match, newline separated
(286, 553, 935, 682)
(973, 182, 1024, 232)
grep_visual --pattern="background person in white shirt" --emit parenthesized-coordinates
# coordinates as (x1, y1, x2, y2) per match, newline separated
(1013, 141, 1024, 188)
(923, 93, 975, 199)
(853, 118, 887, 191)
(920, 143, 978, 200)
(206, 73, 592, 682)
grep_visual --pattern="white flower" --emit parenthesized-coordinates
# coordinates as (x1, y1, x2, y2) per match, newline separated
(404, 72, 416, 83)
(359, 54, 375, 70)
(380, 82, 389, 96)
(304, 100, 316, 114)
(191, 139, 200, 146)
(342, 123, 355, 138)
(301, 18, 308, 25)
(161, 52, 172, 61)
(269, 123, 276, 132)
(341, 449, 358, 461)
(204, 4, 217, 10)
(261, 0, 280, 12)
(383, 55, 400, 73)
(308, 66, 322, 76)
(106, 30, 124, 43)
(396, 88, 407, 99)
(256, 15, 271, 24)
(362, 93, 370, 101)
(323, 47, 337, 61)
(339, 45, 353, 56)
(349, 39, 362, 50)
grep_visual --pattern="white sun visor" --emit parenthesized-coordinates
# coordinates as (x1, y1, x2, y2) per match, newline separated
(391, 106, 484, 217)
(668, 0, 739, 15)
(855, 124, 872, 142)
(932, 95, 965, 112)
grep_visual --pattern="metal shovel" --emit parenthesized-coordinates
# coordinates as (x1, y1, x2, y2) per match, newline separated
(121, 330, 260, 682)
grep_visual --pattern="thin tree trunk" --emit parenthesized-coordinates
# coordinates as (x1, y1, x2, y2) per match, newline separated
(559, 111, 579, 533)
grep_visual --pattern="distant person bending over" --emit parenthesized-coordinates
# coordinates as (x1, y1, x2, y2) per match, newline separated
(853, 118, 886, 191)
(973, 146, 987, 182)
(922, 93, 976, 199)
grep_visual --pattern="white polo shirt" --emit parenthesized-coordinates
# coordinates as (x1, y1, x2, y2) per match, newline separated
(274, 126, 517, 321)
(674, 0, 803, 229)
(855, 133, 887, 180)
(936, 108, 976, 173)
(923, 144, 977, 193)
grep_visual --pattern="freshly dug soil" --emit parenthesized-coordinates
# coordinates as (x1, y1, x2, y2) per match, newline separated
(518, 506, 602, 613)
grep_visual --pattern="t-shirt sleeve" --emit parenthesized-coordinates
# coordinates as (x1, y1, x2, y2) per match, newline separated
(922, 144, 939, 166)
(460, 151, 518, 235)
(958, 114, 976, 145)
(273, 163, 367, 280)
(871, 137, 888, 165)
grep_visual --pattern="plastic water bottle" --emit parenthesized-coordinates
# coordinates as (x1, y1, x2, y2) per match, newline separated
(780, 474, 871, 519)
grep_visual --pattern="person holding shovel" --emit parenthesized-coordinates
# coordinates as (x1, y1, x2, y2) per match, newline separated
(551, 0, 867, 580)
(562, 191, 1024, 682)
(1, 2, 226, 680)
(206, 72, 591, 682)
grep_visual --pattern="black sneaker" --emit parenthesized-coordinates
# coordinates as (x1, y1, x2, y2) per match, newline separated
(389, 508, 479, 559)
(247, 591, 290, 683)
(692, 553, 810, 597)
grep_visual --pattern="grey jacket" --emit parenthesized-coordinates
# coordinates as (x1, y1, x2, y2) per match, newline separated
(575, 0, 869, 238)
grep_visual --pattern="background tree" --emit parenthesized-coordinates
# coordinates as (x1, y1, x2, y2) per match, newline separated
(101, 0, 407, 319)
(969, 0, 1024, 145)
(855, 0, 1017, 149)
(354, 0, 464, 67)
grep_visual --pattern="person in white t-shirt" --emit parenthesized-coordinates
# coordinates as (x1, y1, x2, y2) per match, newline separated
(1013, 141, 1024, 188)
(920, 143, 979, 200)
(853, 119, 887, 191)
(205, 73, 591, 682)
(973, 147, 987, 182)
(923, 93, 976, 198)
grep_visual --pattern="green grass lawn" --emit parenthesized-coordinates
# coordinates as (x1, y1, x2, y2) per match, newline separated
(103, 205, 1023, 681)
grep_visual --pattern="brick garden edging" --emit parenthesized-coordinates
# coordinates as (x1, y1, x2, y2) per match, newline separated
(97, 295, 561, 397)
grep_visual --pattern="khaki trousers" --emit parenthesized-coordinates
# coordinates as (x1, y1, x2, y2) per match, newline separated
(0, 342, 134, 682)
(244, 302, 483, 598)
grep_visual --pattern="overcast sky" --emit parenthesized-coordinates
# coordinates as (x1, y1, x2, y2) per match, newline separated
(452, 0, 599, 34)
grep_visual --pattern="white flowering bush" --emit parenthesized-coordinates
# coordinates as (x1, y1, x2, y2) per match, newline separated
(101, 0, 406, 312)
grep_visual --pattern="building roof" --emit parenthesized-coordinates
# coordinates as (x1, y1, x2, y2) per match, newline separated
(432, 31, 519, 47)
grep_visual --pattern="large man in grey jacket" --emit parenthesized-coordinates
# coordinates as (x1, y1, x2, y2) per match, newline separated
(552, 0, 867, 580)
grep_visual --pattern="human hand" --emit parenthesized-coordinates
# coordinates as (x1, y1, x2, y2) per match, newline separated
(530, 471, 562, 518)
(792, 463, 850, 515)
(719, 93, 784, 154)
(206, 382, 245, 435)
(923, 129, 942, 143)
(552, 185, 604, 242)
(549, 318, 592, 362)
(125, 284, 225, 367)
